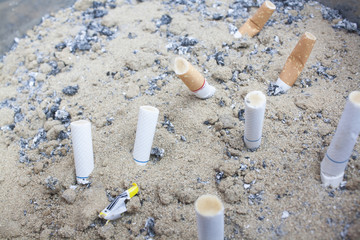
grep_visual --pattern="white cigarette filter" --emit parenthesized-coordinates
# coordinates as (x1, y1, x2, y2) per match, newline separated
(195, 194, 224, 240)
(276, 32, 316, 92)
(174, 57, 215, 99)
(235, 1, 276, 38)
(70, 120, 94, 184)
(244, 91, 266, 150)
(321, 91, 360, 188)
(133, 106, 159, 166)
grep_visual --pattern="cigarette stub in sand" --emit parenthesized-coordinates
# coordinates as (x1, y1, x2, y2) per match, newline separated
(244, 91, 266, 150)
(276, 32, 316, 92)
(133, 106, 159, 166)
(174, 57, 215, 99)
(234, 1, 276, 38)
(321, 91, 360, 188)
(70, 120, 94, 184)
(195, 194, 224, 240)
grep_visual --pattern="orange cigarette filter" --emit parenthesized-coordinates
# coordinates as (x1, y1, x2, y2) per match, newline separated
(279, 32, 316, 87)
(174, 57, 205, 92)
(238, 1, 276, 37)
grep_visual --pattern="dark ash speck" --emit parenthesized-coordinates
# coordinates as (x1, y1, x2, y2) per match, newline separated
(62, 85, 79, 96)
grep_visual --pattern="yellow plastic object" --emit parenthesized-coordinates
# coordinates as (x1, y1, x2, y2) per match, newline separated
(128, 183, 139, 198)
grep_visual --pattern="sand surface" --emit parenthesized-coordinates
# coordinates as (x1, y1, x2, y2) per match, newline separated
(0, 0, 359, 239)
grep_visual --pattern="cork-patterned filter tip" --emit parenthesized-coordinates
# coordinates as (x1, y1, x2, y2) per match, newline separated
(174, 57, 205, 91)
(238, 1, 276, 37)
(279, 32, 316, 87)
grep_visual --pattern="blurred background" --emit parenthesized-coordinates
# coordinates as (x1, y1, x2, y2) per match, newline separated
(0, 0, 76, 56)
(0, 0, 359, 57)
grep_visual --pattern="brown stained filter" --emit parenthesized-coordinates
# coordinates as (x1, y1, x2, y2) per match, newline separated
(238, 1, 276, 37)
(174, 57, 205, 92)
(279, 32, 317, 87)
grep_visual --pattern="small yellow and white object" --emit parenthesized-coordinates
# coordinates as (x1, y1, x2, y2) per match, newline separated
(99, 183, 139, 221)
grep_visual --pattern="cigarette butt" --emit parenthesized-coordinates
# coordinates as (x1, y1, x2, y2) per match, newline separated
(174, 57, 215, 99)
(244, 91, 266, 150)
(321, 91, 360, 188)
(278, 32, 316, 89)
(237, 1, 276, 38)
(133, 106, 159, 166)
(195, 194, 224, 240)
(70, 120, 94, 184)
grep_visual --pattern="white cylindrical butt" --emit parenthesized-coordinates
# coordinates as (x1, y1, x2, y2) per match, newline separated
(321, 91, 360, 187)
(195, 194, 224, 240)
(244, 91, 266, 150)
(133, 106, 159, 166)
(193, 79, 216, 99)
(71, 120, 94, 184)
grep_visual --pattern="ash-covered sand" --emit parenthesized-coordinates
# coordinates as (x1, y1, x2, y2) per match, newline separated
(0, 0, 359, 239)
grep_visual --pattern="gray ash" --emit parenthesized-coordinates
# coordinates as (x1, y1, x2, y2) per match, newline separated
(84, 8, 108, 18)
(145, 73, 169, 95)
(166, 35, 198, 54)
(48, 61, 60, 76)
(214, 52, 225, 66)
(55, 42, 66, 51)
(312, 62, 336, 80)
(55, 109, 71, 125)
(128, 32, 137, 39)
(157, 14, 172, 27)
(238, 109, 245, 121)
(321, 5, 359, 32)
(227, 1, 255, 19)
(248, 191, 264, 205)
(215, 171, 224, 184)
(68, 30, 95, 53)
(180, 36, 198, 47)
(333, 20, 358, 32)
(231, 70, 239, 82)
(32, 129, 47, 148)
(300, 78, 312, 88)
(92, 1, 105, 8)
(212, 13, 223, 20)
(14, 108, 24, 123)
(62, 85, 79, 96)
(58, 131, 69, 141)
(262, 47, 277, 56)
(320, 5, 341, 21)
(145, 217, 155, 237)
(267, 82, 285, 96)
(45, 104, 60, 120)
(45, 176, 59, 191)
(150, 147, 165, 162)
(19, 150, 29, 163)
(161, 115, 175, 133)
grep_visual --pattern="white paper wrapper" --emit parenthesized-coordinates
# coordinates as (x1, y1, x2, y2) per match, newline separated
(275, 77, 291, 92)
(321, 91, 360, 187)
(70, 120, 94, 184)
(193, 79, 216, 99)
(244, 91, 266, 150)
(195, 195, 224, 240)
(133, 106, 159, 166)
